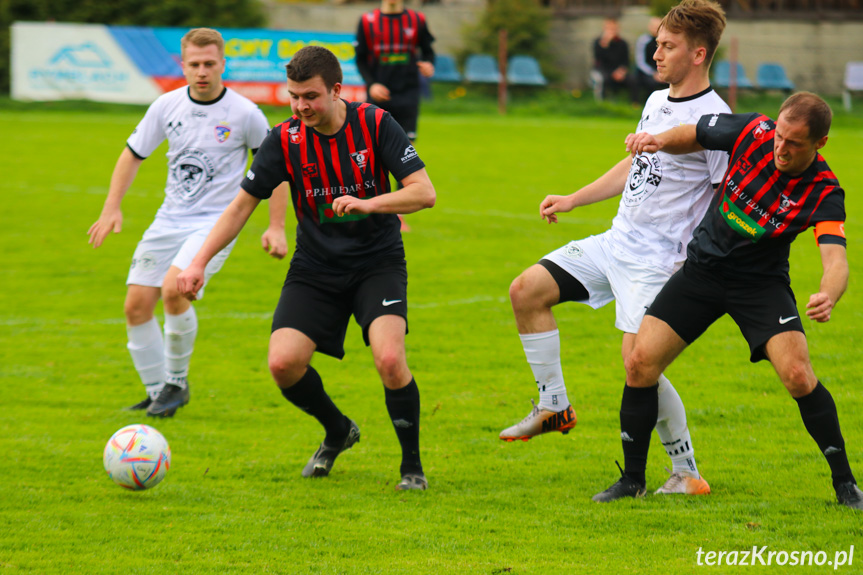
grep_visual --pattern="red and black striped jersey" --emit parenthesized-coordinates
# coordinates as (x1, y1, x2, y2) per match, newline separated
(241, 100, 425, 271)
(355, 9, 435, 98)
(690, 112, 846, 280)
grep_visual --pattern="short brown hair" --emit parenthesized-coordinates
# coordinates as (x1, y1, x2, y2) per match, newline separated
(779, 92, 833, 141)
(660, 0, 726, 66)
(285, 46, 343, 91)
(181, 28, 225, 58)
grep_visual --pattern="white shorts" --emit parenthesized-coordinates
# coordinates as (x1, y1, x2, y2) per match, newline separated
(126, 220, 236, 300)
(542, 232, 676, 334)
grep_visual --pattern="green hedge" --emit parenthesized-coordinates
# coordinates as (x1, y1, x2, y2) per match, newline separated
(0, 0, 267, 94)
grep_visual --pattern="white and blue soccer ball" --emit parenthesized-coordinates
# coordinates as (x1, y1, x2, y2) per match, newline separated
(103, 424, 171, 490)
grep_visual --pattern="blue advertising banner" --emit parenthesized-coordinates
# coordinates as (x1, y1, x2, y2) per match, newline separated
(13, 22, 365, 105)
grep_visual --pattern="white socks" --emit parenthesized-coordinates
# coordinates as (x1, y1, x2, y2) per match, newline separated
(164, 306, 197, 389)
(127, 317, 165, 399)
(127, 307, 197, 397)
(656, 374, 700, 477)
(519, 330, 570, 411)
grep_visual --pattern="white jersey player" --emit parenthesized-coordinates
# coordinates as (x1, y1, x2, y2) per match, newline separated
(501, 0, 729, 497)
(88, 28, 288, 418)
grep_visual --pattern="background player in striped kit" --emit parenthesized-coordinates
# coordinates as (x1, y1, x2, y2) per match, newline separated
(501, 0, 728, 496)
(597, 92, 862, 509)
(177, 46, 436, 490)
(355, 0, 435, 231)
(88, 28, 287, 418)
(355, 0, 435, 143)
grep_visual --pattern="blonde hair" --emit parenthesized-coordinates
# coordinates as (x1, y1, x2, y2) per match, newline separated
(181, 28, 225, 58)
(660, 0, 726, 65)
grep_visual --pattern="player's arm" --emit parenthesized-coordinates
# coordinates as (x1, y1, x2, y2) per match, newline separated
(333, 168, 435, 216)
(625, 124, 703, 156)
(354, 17, 389, 101)
(540, 155, 631, 223)
(87, 147, 144, 248)
(261, 182, 289, 259)
(177, 190, 262, 301)
(807, 233, 849, 323)
(417, 20, 435, 77)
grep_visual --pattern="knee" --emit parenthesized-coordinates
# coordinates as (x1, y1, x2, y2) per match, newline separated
(509, 275, 526, 308)
(510, 273, 543, 314)
(374, 350, 408, 388)
(781, 362, 817, 397)
(268, 351, 306, 386)
(624, 347, 654, 387)
(161, 279, 186, 313)
(124, 296, 152, 325)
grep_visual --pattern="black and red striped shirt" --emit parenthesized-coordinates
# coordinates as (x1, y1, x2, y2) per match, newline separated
(690, 112, 846, 280)
(241, 101, 425, 271)
(355, 9, 435, 101)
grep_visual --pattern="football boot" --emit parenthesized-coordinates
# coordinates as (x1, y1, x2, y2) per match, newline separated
(147, 382, 190, 418)
(499, 399, 577, 442)
(654, 468, 711, 495)
(302, 419, 361, 478)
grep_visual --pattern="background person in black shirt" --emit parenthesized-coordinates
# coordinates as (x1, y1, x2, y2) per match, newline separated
(592, 92, 862, 510)
(634, 16, 666, 103)
(591, 16, 637, 104)
(177, 46, 436, 491)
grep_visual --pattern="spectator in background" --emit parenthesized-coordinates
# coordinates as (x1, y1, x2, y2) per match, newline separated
(591, 17, 638, 104)
(635, 16, 667, 103)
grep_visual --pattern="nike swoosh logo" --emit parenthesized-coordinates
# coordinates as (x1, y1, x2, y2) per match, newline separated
(779, 316, 798, 324)
(382, 299, 402, 307)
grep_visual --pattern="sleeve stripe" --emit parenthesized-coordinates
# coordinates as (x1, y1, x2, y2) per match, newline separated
(126, 143, 146, 160)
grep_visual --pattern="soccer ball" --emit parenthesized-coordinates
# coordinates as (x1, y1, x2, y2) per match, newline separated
(103, 424, 171, 490)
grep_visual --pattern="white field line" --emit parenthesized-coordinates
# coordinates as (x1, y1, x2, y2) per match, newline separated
(1, 296, 509, 327)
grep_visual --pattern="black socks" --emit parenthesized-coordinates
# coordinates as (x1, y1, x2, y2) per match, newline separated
(619, 383, 659, 486)
(280, 366, 349, 445)
(385, 378, 423, 476)
(795, 381, 855, 487)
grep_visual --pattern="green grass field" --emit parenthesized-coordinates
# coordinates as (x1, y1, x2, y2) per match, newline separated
(2, 95, 863, 573)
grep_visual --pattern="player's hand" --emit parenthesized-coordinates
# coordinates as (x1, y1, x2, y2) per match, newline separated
(87, 209, 123, 248)
(369, 83, 391, 102)
(625, 132, 661, 156)
(333, 195, 371, 217)
(418, 61, 435, 78)
(806, 292, 835, 323)
(261, 227, 288, 260)
(539, 195, 575, 224)
(177, 265, 206, 302)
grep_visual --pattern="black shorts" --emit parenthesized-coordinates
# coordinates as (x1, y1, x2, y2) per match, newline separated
(371, 96, 419, 140)
(272, 258, 408, 359)
(647, 261, 804, 363)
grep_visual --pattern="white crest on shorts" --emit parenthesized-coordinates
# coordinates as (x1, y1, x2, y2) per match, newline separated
(564, 243, 584, 258)
(130, 251, 157, 271)
(623, 153, 662, 207)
